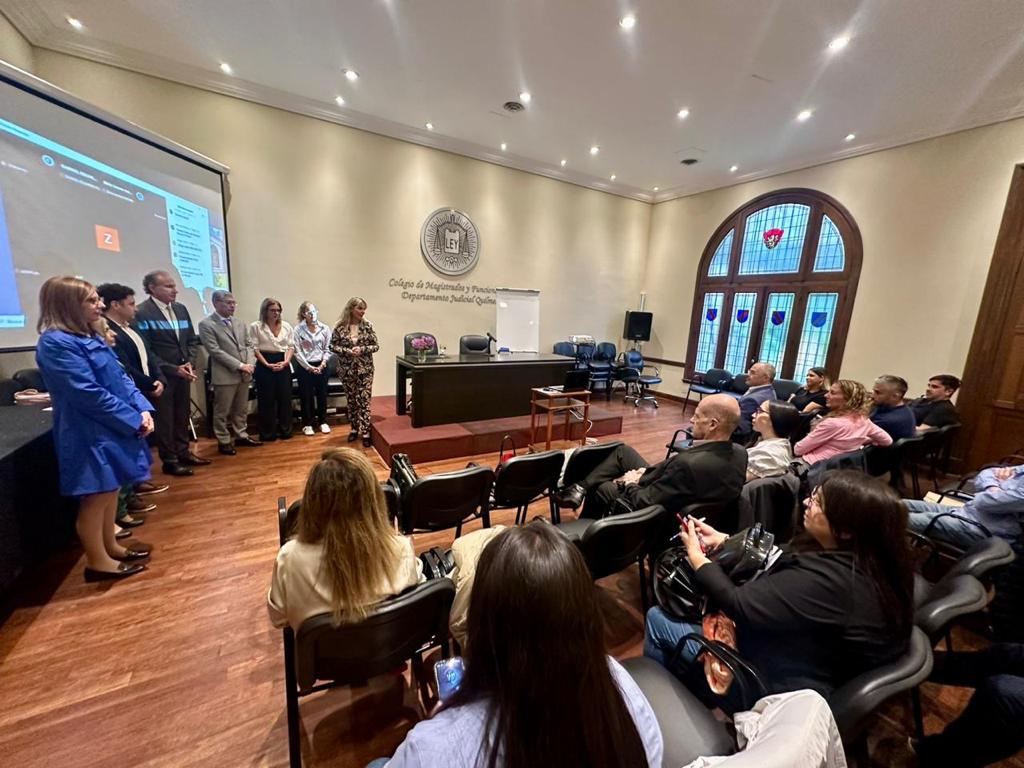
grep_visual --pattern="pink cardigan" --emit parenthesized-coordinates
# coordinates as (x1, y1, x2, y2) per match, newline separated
(794, 413, 893, 465)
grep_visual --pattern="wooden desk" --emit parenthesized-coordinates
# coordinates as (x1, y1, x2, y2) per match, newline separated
(530, 387, 591, 450)
(395, 353, 575, 427)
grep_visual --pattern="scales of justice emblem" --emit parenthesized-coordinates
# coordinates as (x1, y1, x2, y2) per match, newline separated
(420, 208, 480, 276)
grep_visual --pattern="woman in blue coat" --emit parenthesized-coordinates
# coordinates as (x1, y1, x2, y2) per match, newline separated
(35, 276, 155, 581)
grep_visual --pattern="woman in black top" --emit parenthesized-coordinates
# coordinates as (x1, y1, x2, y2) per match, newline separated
(789, 366, 830, 413)
(644, 470, 914, 696)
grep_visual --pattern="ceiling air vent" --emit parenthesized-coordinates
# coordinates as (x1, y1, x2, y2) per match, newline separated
(680, 158, 699, 165)
(503, 101, 525, 113)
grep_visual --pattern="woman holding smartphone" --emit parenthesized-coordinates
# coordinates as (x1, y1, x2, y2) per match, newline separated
(379, 522, 663, 768)
(35, 276, 154, 581)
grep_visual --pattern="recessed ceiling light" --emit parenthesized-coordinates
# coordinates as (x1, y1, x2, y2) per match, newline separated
(729, 165, 738, 173)
(335, 95, 345, 106)
(676, 108, 690, 120)
(66, 17, 84, 30)
(797, 109, 813, 122)
(343, 69, 359, 82)
(619, 14, 636, 29)
(589, 146, 599, 156)
(653, 187, 659, 192)
(518, 91, 532, 104)
(610, 174, 616, 181)
(219, 62, 233, 75)
(828, 36, 850, 51)
(560, 159, 567, 167)
(500, 142, 507, 151)
(425, 122, 434, 131)
(844, 133, 856, 142)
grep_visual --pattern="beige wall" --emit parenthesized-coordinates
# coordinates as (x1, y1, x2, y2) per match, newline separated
(0, 11, 33, 74)
(0, 48, 650, 389)
(643, 120, 1024, 398)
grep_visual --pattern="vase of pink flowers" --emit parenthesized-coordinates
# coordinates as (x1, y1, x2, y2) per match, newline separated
(411, 336, 433, 362)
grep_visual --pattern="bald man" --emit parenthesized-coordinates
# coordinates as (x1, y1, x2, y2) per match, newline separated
(557, 394, 748, 519)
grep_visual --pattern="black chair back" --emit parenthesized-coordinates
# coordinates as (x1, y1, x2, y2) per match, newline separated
(0, 378, 20, 406)
(280, 483, 401, 544)
(552, 341, 575, 357)
(460, 334, 490, 354)
(492, 450, 563, 509)
(945, 536, 1016, 582)
(702, 368, 733, 391)
(561, 441, 624, 489)
(578, 504, 666, 579)
(594, 342, 617, 362)
(772, 379, 801, 400)
(404, 332, 438, 356)
(730, 373, 749, 394)
(294, 578, 455, 692)
(401, 464, 495, 535)
(827, 626, 933, 744)
(738, 473, 800, 542)
(13, 367, 46, 391)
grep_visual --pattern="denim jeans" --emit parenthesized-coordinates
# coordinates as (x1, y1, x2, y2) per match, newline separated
(365, 759, 390, 768)
(643, 606, 704, 669)
(904, 499, 989, 548)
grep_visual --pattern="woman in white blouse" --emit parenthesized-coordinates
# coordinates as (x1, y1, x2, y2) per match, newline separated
(268, 448, 423, 631)
(292, 301, 332, 436)
(746, 400, 802, 481)
(249, 297, 294, 441)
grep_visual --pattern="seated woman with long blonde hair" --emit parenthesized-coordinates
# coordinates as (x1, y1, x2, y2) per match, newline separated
(268, 449, 423, 631)
(793, 379, 892, 466)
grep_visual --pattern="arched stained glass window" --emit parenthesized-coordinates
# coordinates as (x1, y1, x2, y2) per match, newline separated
(707, 229, 733, 277)
(686, 189, 862, 381)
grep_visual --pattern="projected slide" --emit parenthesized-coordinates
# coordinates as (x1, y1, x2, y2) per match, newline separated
(0, 79, 228, 349)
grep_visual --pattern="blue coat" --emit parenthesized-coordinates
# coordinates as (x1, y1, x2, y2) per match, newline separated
(36, 330, 154, 496)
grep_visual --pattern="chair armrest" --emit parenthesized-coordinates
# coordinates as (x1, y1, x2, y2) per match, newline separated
(921, 511, 992, 540)
(642, 364, 661, 377)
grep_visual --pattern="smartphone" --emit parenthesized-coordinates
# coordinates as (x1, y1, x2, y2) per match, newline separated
(434, 657, 465, 702)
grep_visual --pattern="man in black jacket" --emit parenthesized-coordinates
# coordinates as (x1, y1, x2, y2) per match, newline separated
(135, 270, 209, 476)
(557, 393, 747, 519)
(97, 283, 166, 403)
(909, 374, 960, 430)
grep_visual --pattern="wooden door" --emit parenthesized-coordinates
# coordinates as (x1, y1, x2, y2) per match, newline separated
(957, 164, 1024, 468)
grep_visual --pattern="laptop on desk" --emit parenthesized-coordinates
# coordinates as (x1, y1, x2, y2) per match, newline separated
(544, 368, 591, 393)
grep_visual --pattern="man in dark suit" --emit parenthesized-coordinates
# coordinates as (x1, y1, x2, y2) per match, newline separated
(557, 393, 748, 519)
(135, 270, 210, 476)
(734, 361, 778, 443)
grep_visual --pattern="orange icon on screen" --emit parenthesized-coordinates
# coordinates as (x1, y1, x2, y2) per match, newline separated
(95, 225, 121, 252)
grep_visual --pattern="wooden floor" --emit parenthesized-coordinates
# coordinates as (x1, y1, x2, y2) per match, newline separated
(0, 398, 1020, 767)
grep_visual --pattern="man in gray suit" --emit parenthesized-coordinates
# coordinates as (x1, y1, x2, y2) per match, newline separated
(198, 290, 262, 455)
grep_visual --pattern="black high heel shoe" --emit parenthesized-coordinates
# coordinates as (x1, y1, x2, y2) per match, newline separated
(362, 435, 372, 448)
(84, 562, 146, 582)
(347, 432, 359, 443)
(113, 545, 152, 561)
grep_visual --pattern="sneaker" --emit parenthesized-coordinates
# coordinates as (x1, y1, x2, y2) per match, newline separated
(320, 423, 331, 434)
(302, 426, 315, 436)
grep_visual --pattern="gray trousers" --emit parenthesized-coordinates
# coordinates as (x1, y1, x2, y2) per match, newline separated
(212, 380, 251, 444)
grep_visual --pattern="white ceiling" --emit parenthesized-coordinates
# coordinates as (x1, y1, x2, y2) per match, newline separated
(3, 0, 1024, 203)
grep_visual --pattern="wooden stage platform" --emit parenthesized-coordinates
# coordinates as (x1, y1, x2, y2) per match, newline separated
(368, 395, 623, 465)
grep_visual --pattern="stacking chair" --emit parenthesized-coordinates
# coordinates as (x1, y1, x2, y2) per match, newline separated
(664, 427, 693, 459)
(488, 449, 564, 524)
(618, 350, 662, 408)
(737, 473, 801, 543)
(459, 334, 490, 354)
(920, 423, 961, 490)
(552, 341, 577, 359)
(723, 373, 748, 401)
(282, 579, 455, 767)
(683, 368, 732, 404)
(277, 483, 399, 541)
(587, 342, 616, 400)
(397, 464, 495, 538)
(559, 440, 623, 492)
(556, 504, 667, 610)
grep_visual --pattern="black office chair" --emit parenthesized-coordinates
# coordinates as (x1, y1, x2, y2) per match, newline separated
(618, 350, 662, 408)
(737, 473, 801, 543)
(13, 367, 46, 391)
(720, 373, 748, 401)
(278, 485, 400, 544)
(683, 368, 733, 404)
(398, 464, 495, 537)
(282, 579, 455, 767)
(403, 332, 438, 356)
(489, 449, 564, 524)
(920, 423, 961, 490)
(587, 343, 616, 400)
(772, 379, 801, 400)
(552, 341, 576, 358)
(459, 334, 490, 354)
(664, 427, 693, 459)
(556, 440, 624, 516)
(556, 504, 667, 610)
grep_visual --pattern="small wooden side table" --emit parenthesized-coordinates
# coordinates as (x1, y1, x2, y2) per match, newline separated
(530, 387, 591, 450)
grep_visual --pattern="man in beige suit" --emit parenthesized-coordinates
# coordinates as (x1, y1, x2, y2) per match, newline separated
(198, 290, 262, 455)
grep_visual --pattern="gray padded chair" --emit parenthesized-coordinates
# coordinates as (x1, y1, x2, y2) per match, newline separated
(772, 378, 801, 400)
(622, 656, 735, 766)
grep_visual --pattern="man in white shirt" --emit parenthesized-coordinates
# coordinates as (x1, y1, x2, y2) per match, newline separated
(198, 290, 261, 455)
(135, 270, 209, 476)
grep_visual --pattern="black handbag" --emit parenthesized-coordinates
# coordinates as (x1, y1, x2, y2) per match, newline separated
(654, 523, 775, 621)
